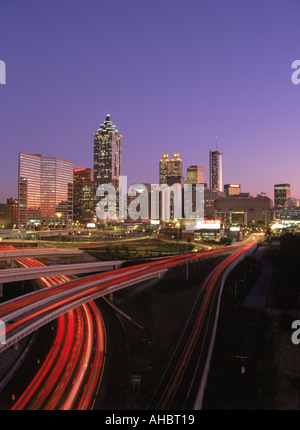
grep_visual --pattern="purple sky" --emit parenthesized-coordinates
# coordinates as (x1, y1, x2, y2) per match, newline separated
(0, 0, 300, 203)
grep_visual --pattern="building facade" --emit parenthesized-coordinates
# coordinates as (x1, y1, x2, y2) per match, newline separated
(159, 153, 171, 185)
(204, 188, 225, 219)
(159, 152, 184, 186)
(94, 114, 122, 191)
(214, 195, 273, 225)
(209, 150, 223, 192)
(73, 168, 94, 222)
(186, 165, 205, 184)
(224, 184, 241, 196)
(274, 183, 291, 208)
(18, 152, 73, 227)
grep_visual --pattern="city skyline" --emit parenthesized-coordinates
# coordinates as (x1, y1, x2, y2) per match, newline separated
(0, 2, 300, 413)
(0, 1, 300, 203)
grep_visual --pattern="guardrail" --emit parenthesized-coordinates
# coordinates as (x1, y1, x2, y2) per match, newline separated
(193, 243, 257, 410)
(0, 269, 167, 354)
(0, 261, 125, 284)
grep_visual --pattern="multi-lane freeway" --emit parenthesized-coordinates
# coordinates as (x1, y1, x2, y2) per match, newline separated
(0, 244, 106, 410)
(0, 236, 259, 410)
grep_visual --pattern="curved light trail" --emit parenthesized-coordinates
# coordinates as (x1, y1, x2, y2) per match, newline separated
(0, 244, 106, 410)
(0, 236, 259, 409)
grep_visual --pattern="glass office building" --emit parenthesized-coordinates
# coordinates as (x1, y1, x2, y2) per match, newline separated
(94, 114, 122, 191)
(209, 150, 223, 192)
(18, 152, 73, 227)
(73, 168, 94, 222)
(18, 153, 42, 227)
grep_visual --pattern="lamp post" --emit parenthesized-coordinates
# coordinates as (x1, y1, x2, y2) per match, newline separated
(55, 212, 62, 247)
(237, 355, 247, 374)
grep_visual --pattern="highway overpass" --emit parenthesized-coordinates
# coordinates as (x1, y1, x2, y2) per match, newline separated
(0, 248, 85, 262)
(0, 267, 168, 353)
(0, 260, 124, 285)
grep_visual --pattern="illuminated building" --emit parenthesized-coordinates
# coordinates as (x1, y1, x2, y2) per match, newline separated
(159, 153, 184, 186)
(204, 188, 225, 219)
(167, 153, 184, 186)
(18, 153, 42, 227)
(274, 183, 291, 208)
(169, 153, 183, 177)
(186, 165, 205, 184)
(94, 114, 122, 191)
(159, 154, 171, 185)
(18, 152, 73, 227)
(224, 184, 241, 196)
(82, 180, 95, 223)
(278, 207, 300, 222)
(209, 150, 223, 192)
(73, 168, 94, 222)
(0, 202, 11, 228)
(214, 195, 273, 225)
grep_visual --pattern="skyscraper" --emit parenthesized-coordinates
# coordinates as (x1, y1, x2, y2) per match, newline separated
(186, 165, 205, 184)
(18, 152, 42, 226)
(18, 152, 73, 227)
(94, 114, 122, 191)
(274, 183, 291, 207)
(73, 168, 94, 222)
(209, 150, 223, 192)
(169, 153, 183, 178)
(159, 153, 171, 185)
(167, 153, 184, 186)
(159, 152, 184, 186)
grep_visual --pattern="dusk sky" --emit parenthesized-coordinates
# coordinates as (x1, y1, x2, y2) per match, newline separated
(0, 0, 299, 203)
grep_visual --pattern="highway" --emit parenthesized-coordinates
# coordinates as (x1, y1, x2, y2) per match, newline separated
(0, 247, 84, 261)
(146, 237, 257, 409)
(0, 260, 124, 284)
(0, 244, 106, 410)
(0, 236, 258, 409)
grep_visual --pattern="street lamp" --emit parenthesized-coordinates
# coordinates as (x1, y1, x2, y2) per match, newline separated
(55, 213, 62, 247)
(237, 355, 247, 374)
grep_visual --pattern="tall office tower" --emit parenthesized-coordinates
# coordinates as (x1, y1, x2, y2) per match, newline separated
(209, 150, 223, 192)
(18, 152, 73, 227)
(73, 168, 94, 222)
(224, 184, 241, 196)
(186, 165, 205, 184)
(82, 180, 95, 222)
(18, 153, 42, 226)
(274, 183, 291, 207)
(159, 153, 171, 184)
(169, 153, 183, 177)
(167, 153, 184, 186)
(94, 114, 122, 191)
(41, 157, 73, 224)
